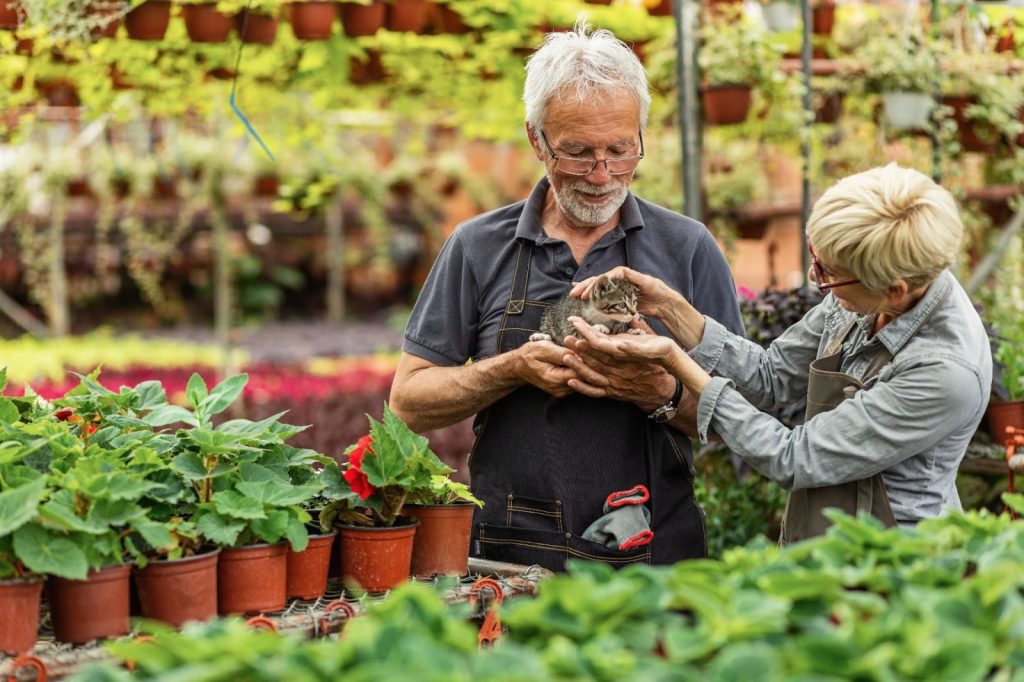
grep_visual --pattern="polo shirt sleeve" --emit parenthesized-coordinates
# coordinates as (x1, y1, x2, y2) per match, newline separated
(402, 229, 480, 367)
(689, 232, 746, 337)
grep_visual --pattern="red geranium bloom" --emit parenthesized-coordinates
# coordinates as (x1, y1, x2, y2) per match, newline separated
(55, 408, 74, 421)
(343, 435, 376, 500)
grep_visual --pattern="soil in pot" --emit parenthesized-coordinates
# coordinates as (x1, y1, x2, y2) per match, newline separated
(286, 529, 337, 600)
(218, 542, 287, 615)
(0, 576, 44, 654)
(48, 564, 131, 644)
(401, 503, 474, 577)
(134, 549, 220, 627)
(337, 518, 418, 593)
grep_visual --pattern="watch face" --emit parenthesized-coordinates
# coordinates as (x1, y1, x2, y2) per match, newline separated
(652, 406, 677, 423)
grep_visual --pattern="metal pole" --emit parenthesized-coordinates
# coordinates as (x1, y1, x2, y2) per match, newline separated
(800, 0, 812, 287)
(325, 187, 346, 324)
(675, 0, 702, 221)
(930, 0, 942, 184)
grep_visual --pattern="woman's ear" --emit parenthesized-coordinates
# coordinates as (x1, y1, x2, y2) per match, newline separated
(886, 279, 910, 306)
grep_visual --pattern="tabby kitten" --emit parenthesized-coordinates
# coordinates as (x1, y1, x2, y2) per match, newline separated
(529, 275, 645, 346)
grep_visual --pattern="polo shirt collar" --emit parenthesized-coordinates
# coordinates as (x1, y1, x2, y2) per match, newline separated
(514, 176, 645, 243)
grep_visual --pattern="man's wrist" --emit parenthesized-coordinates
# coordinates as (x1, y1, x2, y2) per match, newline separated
(648, 376, 683, 423)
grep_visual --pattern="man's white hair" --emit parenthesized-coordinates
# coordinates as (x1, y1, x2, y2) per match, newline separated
(523, 18, 650, 133)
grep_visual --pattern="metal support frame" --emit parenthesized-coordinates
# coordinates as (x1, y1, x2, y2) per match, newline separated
(675, 0, 702, 222)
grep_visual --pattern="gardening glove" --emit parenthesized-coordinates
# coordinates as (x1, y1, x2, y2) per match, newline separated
(581, 484, 654, 551)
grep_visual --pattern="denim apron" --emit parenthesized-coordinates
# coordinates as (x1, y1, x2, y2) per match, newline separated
(469, 234, 706, 571)
(778, 318, 897, 544)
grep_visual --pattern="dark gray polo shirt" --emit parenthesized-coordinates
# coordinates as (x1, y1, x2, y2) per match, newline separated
(404, 177, 745, 364)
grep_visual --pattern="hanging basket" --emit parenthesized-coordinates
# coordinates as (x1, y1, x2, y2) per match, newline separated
(762, 1, 799, 32)
(87, 0, 122, 39)
(881, 91, 934, 130)
(647, 0, 673, 17)
(814, 91, 843, 124)
(289, 1, 336, 40)
(941, 95, 998, 153)
(385, 0, 429, 33)
(235, 9, 278, 44)
(701, 84, 753, 126)
(0, 0, 21, 29)
(182, 3, 232, 43)
(125, 0, 170, 40)
(812, 1, 836, 35)
(339, 0, 385, 37)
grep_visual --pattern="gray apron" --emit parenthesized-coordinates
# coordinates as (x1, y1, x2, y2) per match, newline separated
(778, 318, 897, 545)
(469, 234, 707, 571)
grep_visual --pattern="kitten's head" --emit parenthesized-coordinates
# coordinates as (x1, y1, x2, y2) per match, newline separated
(589, 275, 639, 323)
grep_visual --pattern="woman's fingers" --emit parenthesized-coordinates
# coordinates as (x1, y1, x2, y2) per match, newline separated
(569, 266, 633, 299)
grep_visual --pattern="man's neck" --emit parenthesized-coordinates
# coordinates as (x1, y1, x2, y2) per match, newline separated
(540, 192, 620, 264)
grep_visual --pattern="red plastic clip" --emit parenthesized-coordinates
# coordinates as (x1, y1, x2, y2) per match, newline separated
(245, 615, 277, 632)
(619, 529, 654, 550)
(318, 600, 357, 637)
(469, 578, 504, 648)
(605, 484, 650, 508)
(6, 655, 46, 682)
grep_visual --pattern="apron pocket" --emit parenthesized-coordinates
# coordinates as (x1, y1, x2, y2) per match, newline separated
(506, 495, 563, 533)
(477, 524, 650, 573)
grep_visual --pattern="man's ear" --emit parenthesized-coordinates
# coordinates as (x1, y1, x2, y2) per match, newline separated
(526, 124, 544, 161)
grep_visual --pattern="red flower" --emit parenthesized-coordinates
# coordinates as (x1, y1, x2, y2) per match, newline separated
(55, 408, 74, 421)
(343, 435, 376, 500)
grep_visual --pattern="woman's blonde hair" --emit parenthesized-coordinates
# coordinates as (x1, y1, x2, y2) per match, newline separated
(807, 164, 963, 292)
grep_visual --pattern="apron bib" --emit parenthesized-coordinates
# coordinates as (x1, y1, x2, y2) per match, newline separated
(778, 318, 897, 544)
(470, 235, 707, 571)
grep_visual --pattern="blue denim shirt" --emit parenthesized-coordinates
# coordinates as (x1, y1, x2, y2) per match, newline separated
(692, 270, 992, 525)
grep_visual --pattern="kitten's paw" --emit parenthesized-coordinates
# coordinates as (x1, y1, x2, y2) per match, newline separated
(529, 333, 552, 343)
(628, 328, 647, 335)
(593, 324, 610, 335)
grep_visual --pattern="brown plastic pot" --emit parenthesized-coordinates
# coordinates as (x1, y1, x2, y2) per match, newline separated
(286, 530, 337, 600)
(701, 84, 752, 126)
(235, 9, 278, 44)
(385, 0, 429, 32)
(987, 399, 1024, 446)
(218, 542, 287, 615)
(289, 1, 335, 40)
(942, 95, 997, 154)
(812, 2, 835, 35)
(134, 549, 220, 627)
(339, 0, 384, 37)
(337, 519, 418, 593)
(125, 0, 170, 40)
(183, 3, 232, 43)
(402, 503, 474, 577)
(49, 564, 131, 644)
(0, 0, 20, 30)
(0, 576, 43, 654)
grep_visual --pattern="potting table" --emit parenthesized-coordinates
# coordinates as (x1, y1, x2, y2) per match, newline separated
(0, 558, 551, 681)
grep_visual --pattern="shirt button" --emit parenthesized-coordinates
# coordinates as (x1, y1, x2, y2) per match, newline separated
(556, 245, 564, 254)
(564, 267, 574, 276)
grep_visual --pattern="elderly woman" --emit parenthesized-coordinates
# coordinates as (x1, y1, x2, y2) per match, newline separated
(565, 164, 992, 543)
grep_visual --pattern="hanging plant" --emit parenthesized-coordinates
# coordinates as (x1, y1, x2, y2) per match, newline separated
(16, 0, 127, 41)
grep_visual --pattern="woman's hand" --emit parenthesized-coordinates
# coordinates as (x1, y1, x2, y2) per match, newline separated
(570, 266, 682, 319)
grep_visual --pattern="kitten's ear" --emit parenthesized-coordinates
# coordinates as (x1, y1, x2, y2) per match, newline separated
(593, 274, 611, 294)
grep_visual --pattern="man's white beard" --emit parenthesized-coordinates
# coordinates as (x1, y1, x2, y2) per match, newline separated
(547, 172, 628, 227)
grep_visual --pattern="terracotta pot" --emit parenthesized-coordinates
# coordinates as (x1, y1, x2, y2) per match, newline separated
(183, 3, 233, 43)
(336, 519, 418, 593)
(339, 0, 385, 36)
(88, 0, 122, 39)
(286, 530, 337, 600)
(942, 95, 997, 153)
(386, 0, 429, 33)
(701, 84, 752, 126)
(49, 564, 131, 644)
(218, 542, 287, 615)
(38, 79, 80, 107)
(349, 49, 385, 85)
(0, 576, 43, 654)
(812, 2, 835, 35)
(254, 173, 280, 196)
(134, 549, 220, 627)
(289, 1, 336, 40)
(125, 0, 170, 40)
(648, 0, 672, 17)
(235, 9, 278, 44)
(988, 399, 1024, 446)
(432, 3, 470, 34)
(402, 503, 474, 577)
(814, 91, 843, 124)
(0, 0, 20, 30)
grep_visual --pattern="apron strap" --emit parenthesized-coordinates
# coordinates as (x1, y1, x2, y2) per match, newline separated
(823, 317, 857, 357)
(504, 240, 532, 317)
(624, 229, 636, 269)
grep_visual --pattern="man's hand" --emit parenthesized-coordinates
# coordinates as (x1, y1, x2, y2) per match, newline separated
(562, 331, 674, 412)
(515, 339, 581, 398)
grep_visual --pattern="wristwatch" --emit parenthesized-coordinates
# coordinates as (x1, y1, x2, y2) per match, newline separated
(648, 377, 683, 423)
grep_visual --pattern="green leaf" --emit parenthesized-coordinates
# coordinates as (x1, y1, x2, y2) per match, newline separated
(132, 519, 175, 552)
(172, 452, 218, 481)
(236, 479, 320, 507)
(199, 374, 249, 418)
(13, 524, 88, 579)
(39, 490, 109, 534)
(88, 499, 146, 527)
(0, 397, 19, 424)
(284, 515, 309, 552)
(250, 509, 289, 543)
(134, 381, 168, 410)
(144, 405, 198, 427)
(212, 490, 267, 520)
(186, 373, 208, 410)
(0, 367, 6, 392)
(196, 512, 245, 547)
(0, 476, 46, 535)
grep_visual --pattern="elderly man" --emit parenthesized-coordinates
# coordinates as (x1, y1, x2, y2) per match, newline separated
(389, 22, 744, 571)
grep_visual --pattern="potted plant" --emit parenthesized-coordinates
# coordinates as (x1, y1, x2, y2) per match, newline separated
(759, 0, 800, 33)
(288, 0, 335, 40)
(227, 0, 279, 44)
(811, 0, 836, 37)
(937, 53, 1024, 154)
(320, 404, 454, 592)
(124, 0, 171, 40)
(338, 0, 384, 37)
(179, 0, 233, 42)
(401, 475, 482, 578)
(988, 311, 1024, 445)
(285, 459, 342, 601)
(698, 7, 783, 125)
(857, 32, 938, 130)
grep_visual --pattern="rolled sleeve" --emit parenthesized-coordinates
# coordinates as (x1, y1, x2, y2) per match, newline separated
(689, 315, 729, 372)
(696, 376, 734, 444)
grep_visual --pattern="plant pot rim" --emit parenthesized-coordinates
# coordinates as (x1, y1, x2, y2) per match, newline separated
(336, 517, 420, 531)
(134, 547, 221, 569)
(404, 500, 477, 509)
(223, 541, 289, 551)
(0, 574, 46, 586)
(306, 527, 339, 539)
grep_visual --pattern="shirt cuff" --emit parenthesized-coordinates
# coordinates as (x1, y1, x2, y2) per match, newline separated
(696, 376, 734, 444)
(689, 315, 728, 372)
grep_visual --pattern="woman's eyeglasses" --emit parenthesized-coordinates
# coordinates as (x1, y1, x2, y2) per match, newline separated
(808, 243, 860, 294)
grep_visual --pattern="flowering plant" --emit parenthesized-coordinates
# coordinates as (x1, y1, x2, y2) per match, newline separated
(320, 405, 463, 528)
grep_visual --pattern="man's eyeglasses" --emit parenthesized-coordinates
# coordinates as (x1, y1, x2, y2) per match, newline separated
(808, 242, 860, 294)
(538, 130, 645, 176)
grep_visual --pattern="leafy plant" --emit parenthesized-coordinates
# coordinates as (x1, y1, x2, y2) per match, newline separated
(698, 7, 784, 87)
(320, 404, 455, 527)
(858, 31, 938, 93)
